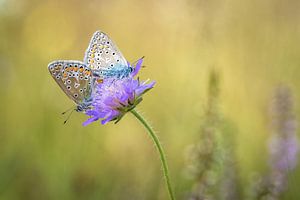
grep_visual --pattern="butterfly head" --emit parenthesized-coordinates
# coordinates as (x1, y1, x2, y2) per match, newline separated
(76, 96, 93, 112)
(129, 66, 134, 73)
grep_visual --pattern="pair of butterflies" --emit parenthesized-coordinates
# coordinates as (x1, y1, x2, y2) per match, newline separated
(48, 31, 134, 112)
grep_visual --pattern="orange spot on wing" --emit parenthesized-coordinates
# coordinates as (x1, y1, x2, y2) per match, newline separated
(86, 71, 91, 76)
(79, 67, 84, 72)
(97, 79, 103, 84)
(74, 67, 78, 72)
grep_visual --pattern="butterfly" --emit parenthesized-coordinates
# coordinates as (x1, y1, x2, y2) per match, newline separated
(48, 30, 134, 113)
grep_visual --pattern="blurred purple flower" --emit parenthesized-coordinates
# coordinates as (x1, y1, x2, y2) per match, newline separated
(269, 129, 299, 171)
(267, 86, 299, 195)
(269, 87, 299, 172)
(252, 86, 299, 200)
(83, 58, 155, 125)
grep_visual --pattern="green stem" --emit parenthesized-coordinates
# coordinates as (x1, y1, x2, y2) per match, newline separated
(130, 109, 175, 200)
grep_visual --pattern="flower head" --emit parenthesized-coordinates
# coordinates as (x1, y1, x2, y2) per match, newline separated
(251, 86, 299, 200)
(83, 58, 155, 125)
(267, 86, 299, 195)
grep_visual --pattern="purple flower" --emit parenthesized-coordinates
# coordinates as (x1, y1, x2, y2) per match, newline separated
(252, 86, 299, 200)
(268, 87, 299, 172)
(83, 58, 155, 126)
(267, 86, 299, 195)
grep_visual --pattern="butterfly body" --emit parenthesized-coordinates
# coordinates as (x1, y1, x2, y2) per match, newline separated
(93, 64, 133, 79)
(48, 30, 133, 113)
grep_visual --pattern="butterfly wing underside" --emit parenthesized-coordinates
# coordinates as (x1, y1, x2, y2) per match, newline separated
(48, 60, 93, 105)
(83, 31, 128, 74)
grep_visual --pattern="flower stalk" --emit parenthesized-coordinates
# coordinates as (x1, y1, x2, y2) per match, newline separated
(130, 109, 175, 200)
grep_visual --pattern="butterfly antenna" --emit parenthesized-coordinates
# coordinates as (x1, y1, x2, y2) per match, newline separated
(131, 56, 145, 65)
(62, 106, 75, 115)
(63, 109, 75, 124)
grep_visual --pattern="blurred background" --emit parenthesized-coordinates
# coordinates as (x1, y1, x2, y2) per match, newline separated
(0, 0, 299, 199)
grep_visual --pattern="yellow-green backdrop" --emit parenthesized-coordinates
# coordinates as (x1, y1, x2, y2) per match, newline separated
(0, 0, 299, 199)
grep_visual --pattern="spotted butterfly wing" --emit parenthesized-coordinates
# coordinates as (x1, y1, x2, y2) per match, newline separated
(48, 60, 93, 107)
(83, 30, 129, 78)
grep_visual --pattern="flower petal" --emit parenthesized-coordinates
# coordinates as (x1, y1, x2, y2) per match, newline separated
(82, 116, 100, 126)
(131, 58, 143, 77)
(136, 81, 156, 96)
(101, 111, 119, 124)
